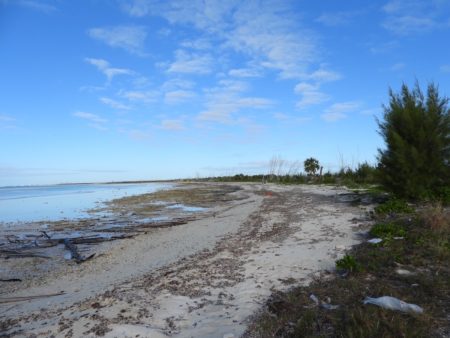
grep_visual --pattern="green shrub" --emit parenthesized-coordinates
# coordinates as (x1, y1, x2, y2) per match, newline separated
(374, 198, 414, 214)
(370, 222, 406, 239)
(336, 254, 361, 272)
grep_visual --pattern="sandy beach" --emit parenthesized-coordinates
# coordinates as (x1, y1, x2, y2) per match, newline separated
(0, 182, 373, 337)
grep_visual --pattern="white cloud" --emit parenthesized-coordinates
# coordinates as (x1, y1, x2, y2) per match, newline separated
(167, 50, 213, 74)
(228, 68, 261, 78)
(164, 90, 196, 104)
(390, 62, 406, 71)
(321, 101, 361, 122)
(198, 80, 272, 124)
(0, 114, 15, 122)
(440, 65, 450, 73)
(295, 82, 329, 108)
(123, 1, 319, 79)
(119, 89, 159, 103)
(88, 26, 147, 54)
(160, 119, 185, 131)
(73, 111, 108, 124)
(381, 0, 449, 35)
(316, 11, 359, 26)
(162, 78, 195, 92)
(11, 0, 57, 14)
(383, 15, 436, 35)
(100, 97, 131, 110)
(308, 68, 342, 83)
(180, 38, 212, 50)
(273, 112, 289, 120)
(85, 58, 134, 83)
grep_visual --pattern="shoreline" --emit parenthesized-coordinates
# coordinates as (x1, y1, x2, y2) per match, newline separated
(0, 183, 374, 337)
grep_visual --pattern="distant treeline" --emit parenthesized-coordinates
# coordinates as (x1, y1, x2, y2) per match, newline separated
(198, 161, 379, 188)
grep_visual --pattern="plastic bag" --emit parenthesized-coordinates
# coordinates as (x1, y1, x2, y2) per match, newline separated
(363, 296, 423, 314)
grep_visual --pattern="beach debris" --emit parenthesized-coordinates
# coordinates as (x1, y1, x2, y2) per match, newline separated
(368, 238, 383, 244)
(309, 294, 319, 305)
(63, 239, 95, 264)
(309, 294, 340, 310)
(363, 296, 423, 314)
(395, 268, 415, 276)
(0, 249, 50, 259)
(321, 303, 340, 310)
(335, 244, 346, 250)
(0, 278, 22, 282)
(0, 291, 65, 304)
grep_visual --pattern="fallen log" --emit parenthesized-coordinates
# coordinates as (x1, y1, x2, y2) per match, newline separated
(63, 239, 95, 264)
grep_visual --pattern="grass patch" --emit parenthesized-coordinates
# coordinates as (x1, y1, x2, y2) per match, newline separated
(244, 205, 450, 337)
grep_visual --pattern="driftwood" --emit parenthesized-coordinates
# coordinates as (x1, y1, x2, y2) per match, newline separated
(1, 215, 196, 264)
(0, 249, 50, 259)
(0, 291, 65, 304)
(0, 278, 22, 282)
(63, 239, 95, 264)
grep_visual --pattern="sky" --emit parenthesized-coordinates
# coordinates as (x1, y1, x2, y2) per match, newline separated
(1, 0, 450, 186)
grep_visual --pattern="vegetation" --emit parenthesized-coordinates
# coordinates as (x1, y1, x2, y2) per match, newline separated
(377, 82, 450, 201)
(245, 204, 450, 337)
(303, 157, 320, 176)
(374, 197, 414, 215)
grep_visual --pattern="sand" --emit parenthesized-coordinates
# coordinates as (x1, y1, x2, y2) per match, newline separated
(0, 183, 373, 337)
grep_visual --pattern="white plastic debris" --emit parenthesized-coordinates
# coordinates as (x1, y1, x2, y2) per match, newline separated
(335, 245, 346, 250)
(321, 303, 340, 310)
(367, 238, 383, 244)
(64, 252, 72, 260)
(363, 296, 423, 314)
(395, 268, 415, 276)
(310, 294, 339, 310)
(309, 294, 319, 305)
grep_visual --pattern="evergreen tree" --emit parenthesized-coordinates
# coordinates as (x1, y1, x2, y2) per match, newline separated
(377, 82, 450, 199)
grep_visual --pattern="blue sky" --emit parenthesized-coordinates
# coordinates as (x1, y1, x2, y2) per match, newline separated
(1, 0, 449, 186)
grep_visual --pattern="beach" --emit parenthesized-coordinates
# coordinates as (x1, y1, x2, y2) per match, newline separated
(0, 182, 373, 337)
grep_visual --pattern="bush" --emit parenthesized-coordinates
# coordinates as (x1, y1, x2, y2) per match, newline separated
(370, 222, 406, 239)
(336, 254, 361, 272)
(377, 82, 450, 200)
(374, 198, 414, 215)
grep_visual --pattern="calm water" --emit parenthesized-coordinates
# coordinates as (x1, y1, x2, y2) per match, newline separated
(0, 182, 172, 223)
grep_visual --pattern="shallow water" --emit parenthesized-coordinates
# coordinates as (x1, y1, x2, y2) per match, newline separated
(0, 182, 172, 223)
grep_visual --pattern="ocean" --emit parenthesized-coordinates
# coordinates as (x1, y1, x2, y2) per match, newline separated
(0, 182, 172, 223)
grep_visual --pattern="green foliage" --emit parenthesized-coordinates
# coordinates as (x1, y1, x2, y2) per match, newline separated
(336, 254, 361, 272)
(304, 157, 320, 176)
(370, 222, 406, 240)
(377, 82, 450, 200)
(374, 198, 414, 215)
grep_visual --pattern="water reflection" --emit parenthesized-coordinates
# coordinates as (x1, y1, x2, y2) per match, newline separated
(0, 183, 172, 223)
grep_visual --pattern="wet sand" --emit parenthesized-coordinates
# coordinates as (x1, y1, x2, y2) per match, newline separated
(0, 182, 373, 337)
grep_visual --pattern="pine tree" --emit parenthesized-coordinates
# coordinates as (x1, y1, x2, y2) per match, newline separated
(377, 82, 450, 200)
